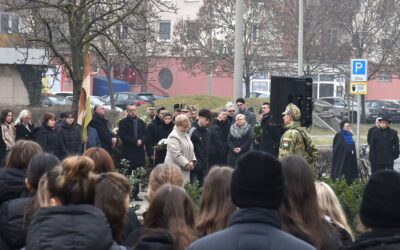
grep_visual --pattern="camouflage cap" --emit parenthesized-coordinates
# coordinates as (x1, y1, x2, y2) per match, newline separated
(282, 103, 301, 121)
(180, 104, 190, 112)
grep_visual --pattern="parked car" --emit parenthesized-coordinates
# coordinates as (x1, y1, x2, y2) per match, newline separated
(41, 94, 72, 107)
(313, 99, 341, 118)
(319, 96, 359, 121)
(91, 96, 123, 112)
(250, 91, 270, 98)
(137, 92, 157, 102)
(54, 91, 73, 98)
(103, 92, 152, 110)
(366, 100, 400, 123)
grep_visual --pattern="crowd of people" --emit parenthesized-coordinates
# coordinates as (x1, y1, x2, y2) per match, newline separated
(0, 98, 399, 249)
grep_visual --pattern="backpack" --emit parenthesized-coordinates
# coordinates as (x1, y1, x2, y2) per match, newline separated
(294, 128, 319, 165)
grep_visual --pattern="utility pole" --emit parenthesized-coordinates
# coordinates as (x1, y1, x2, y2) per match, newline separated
(233, 0, 244, 101)
(298, 0, 304, 76)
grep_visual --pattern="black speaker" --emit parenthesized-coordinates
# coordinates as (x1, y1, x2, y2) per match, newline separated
(270, 76, 313, 127)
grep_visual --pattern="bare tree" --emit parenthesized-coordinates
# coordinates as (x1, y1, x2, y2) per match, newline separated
(1, 0, 173, 111)
(172, 0, 281, 97)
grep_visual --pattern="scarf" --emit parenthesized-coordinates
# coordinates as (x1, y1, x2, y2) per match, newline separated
(342, 129, 354, 145)
(230, 123, 250, 139)
(1, 123, 16, 150)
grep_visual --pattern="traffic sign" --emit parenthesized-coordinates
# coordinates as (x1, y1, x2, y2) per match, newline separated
(349, 81, 368, 95)
(351, 59, 368, 82)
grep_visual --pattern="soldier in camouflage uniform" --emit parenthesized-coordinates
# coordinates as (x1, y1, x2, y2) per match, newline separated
(279, 103, 318, 165)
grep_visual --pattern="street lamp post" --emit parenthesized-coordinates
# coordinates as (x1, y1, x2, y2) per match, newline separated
(298, 0, 304, 76)
(233, 0, 244, 101)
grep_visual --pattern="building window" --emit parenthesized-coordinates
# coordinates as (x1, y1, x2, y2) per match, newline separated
(159, 21, 171, 41)
(186, 21, 199, 41)
(0, 13, 19, 34)
(378, 70, 391, 82)
(158, 68, 173, 89)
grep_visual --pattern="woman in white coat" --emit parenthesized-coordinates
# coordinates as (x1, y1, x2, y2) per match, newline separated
(164, 114, 196, 183)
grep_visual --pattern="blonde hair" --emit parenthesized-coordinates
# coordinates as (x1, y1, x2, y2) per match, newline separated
(315, 181, 354, 239)
(36, 173, 51, 208)
(148, 164, 184, 201)
(235, 114, 245, 121)
(175, 114, 191, 127)
(14, 109, 32, 125)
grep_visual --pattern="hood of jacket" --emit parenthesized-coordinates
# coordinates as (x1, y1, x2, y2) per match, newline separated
(348, 228, 400, 250)
(26, 204, 115, 250)
(0, 168, 26, 205)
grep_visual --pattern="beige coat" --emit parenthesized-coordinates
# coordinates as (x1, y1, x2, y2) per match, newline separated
(164, 126, 196, 182)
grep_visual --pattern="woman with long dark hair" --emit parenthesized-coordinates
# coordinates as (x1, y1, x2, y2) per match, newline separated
(196, 166, 236, 236)
(280, 155, 341, 249)
(56, 111, 82, 159)
(134, 184, 197, 250)
(0, 109, 15, 165)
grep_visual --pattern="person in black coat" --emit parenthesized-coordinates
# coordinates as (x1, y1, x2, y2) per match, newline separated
(14, 110, 35, 141)
(188, 151, 315, 250)
(331, 120, 359, 184)
(226, 114, 252, 167)
(0, 153, 59, 250)
(347, 170, 400, 250)
(89, 105, 116, 154)
(145, 107, 166, 163)
(259, 102, 282, 157)
(0, 140, 42, 205)
(189, 109, 211, 186)
(118, 105, 146, 201)
(35, 112, 61, 159)
(208, 111, 228, 167)
(369, 117, 399, 174)
(56, 112, 82, 159)
(153, 112, 174, 166)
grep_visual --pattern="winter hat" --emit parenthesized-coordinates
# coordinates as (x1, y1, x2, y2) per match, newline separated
(360, 170, 400, 228)
(231, 151, 284, 209)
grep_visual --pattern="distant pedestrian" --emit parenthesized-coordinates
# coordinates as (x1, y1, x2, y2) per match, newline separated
(331, 120, 359, 184)
(369, 117, 399, 173)
(56, 111, 82, 159)
(145, 107, 167, 164)
(153, 112, 174, 166)
(367, 117, 381, 145)
(89, 105, 116, 155)
(208, 110, 228, 167)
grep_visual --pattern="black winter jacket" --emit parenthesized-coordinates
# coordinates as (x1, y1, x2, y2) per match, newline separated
(89, 114, 114, 154)
(145, 116, 163, 157)
(369, 128, 399, 165)
(34, 126, 61, 159)
(0, 197, 33, 249)
(188, 208, 315, 250)
(0, 168, 25, 205)
(15, 123, 35, 141)
(189, 123, 210, 174)
(260, 114, 282, 157)
(118, 116, 146, 168)
(153, 122, 174, 166)
(56, 120, 82, 159)
(346, 229, 400, 250)
(26, 204, 126, 250)
(208, 120, 227, 166)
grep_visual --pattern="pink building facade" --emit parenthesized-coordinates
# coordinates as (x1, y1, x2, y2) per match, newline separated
(366, 72, 400, 100)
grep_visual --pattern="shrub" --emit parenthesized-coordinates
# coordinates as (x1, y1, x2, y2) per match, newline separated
(323, 177, 365, 232)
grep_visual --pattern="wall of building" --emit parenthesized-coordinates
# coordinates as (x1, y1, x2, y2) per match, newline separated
(366, 74, 400, 100)
(0, 65, 29, 105)
(146, 57, 233, 96)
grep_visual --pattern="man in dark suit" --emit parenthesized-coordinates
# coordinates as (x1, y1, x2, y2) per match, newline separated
(118, 104, 146, 201)
(88, 105, 116, 154)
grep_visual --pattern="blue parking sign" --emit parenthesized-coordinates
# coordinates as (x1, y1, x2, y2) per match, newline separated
(351, 59, 367, 82)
